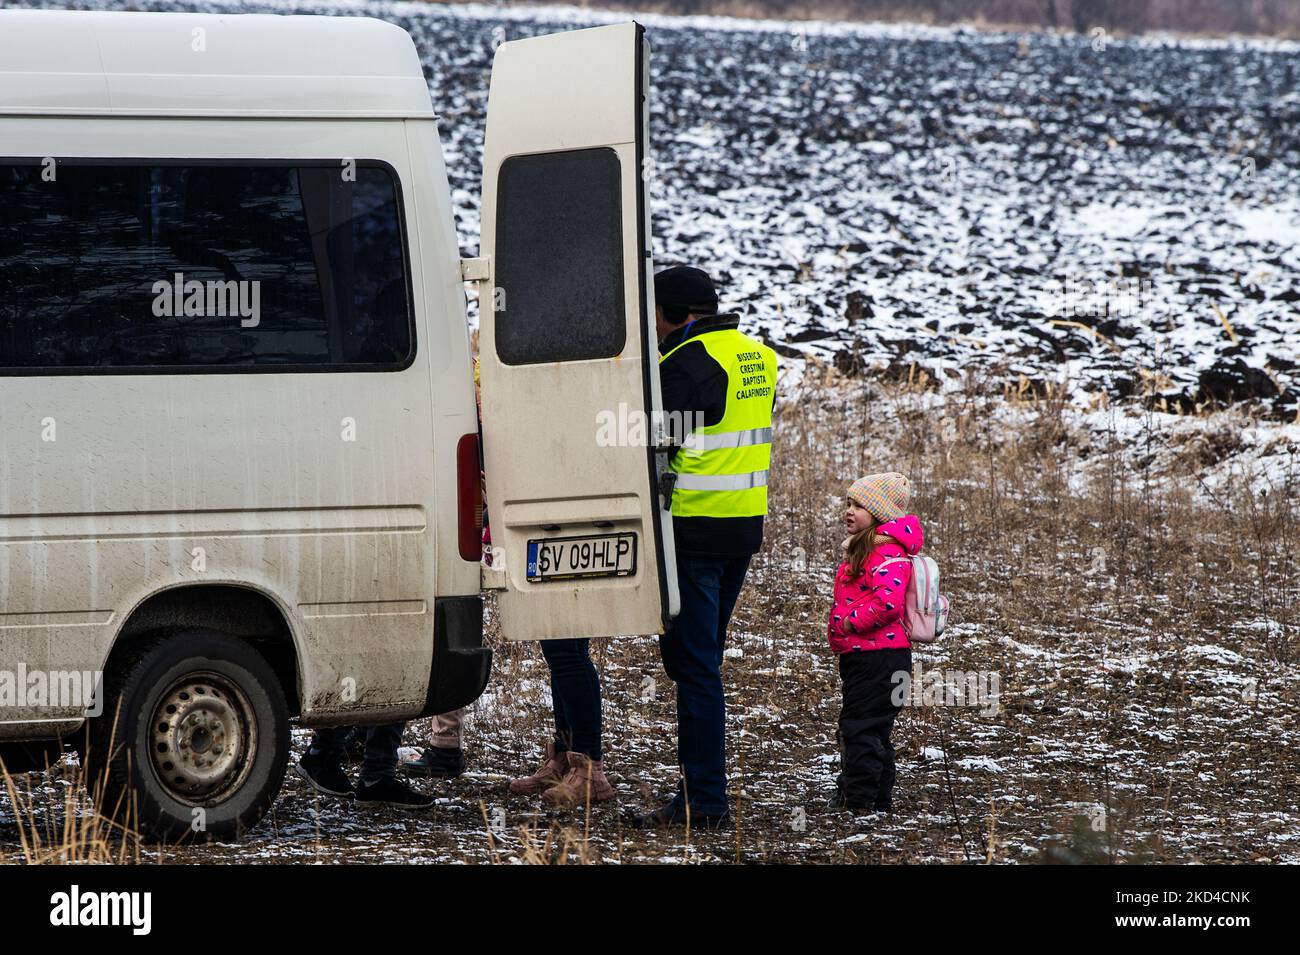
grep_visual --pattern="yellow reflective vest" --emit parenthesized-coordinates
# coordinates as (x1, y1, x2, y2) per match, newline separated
(659, 327, 777, 518)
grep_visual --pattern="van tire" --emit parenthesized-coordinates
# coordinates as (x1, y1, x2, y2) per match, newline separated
(82, 630, 290, 844)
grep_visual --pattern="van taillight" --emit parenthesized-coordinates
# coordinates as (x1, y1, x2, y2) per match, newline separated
(457, 433, 483, 562)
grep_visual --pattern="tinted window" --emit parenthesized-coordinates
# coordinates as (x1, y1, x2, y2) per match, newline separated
(494, 148, 626, 365)
(0, 161, 412, 371)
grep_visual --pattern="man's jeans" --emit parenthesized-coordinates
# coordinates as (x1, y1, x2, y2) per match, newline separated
(657, 554, 751, 816)
(311, 723, 404, 785)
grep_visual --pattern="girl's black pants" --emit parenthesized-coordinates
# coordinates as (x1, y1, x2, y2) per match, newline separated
(837, 647, 912, 811)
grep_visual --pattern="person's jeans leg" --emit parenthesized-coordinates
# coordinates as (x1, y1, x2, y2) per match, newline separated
(359, 722, 405, 785)
(658, 556, 728, 816)
(343, 725, 367, 754)
(715, 555, 751, 668)
(309, 726, 348, 763)
(540, 638, 602, 761)
(546, 646, 572, 755)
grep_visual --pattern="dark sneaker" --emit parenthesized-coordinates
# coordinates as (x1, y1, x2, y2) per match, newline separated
(400, 746, 466, 780)
(295, 753, 353, 798)
(626, 800, 730, 831)
(354, 775, 435, 810)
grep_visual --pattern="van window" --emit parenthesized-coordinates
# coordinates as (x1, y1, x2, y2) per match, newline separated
(493, 148, 626, 365)
(0, 161, 413, 372)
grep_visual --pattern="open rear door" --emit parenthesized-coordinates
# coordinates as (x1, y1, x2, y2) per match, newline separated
(477, 22, 679, 640)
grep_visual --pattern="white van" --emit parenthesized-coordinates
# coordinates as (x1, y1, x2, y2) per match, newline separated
(0, 10, 679, 841)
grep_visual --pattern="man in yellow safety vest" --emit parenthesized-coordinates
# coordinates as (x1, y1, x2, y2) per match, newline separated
(628, 266, 777, 830)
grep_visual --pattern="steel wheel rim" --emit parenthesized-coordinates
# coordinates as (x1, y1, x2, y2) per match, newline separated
(149, 671, 257, 806)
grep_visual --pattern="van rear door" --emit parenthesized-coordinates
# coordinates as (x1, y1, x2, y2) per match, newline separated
(476, 22, 679, 640)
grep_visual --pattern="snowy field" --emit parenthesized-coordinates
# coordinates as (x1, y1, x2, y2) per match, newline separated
(15, 0, 1300, 417)
(1, 0, 1297, 864)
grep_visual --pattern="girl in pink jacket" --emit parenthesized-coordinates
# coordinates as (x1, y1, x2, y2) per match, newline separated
(827, 471, 923, 814)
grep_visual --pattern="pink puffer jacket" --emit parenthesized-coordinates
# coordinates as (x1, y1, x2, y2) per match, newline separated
(827, 514, 925, 654)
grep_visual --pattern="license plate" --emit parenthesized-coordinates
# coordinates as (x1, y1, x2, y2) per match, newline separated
(526, 533, 637, 583)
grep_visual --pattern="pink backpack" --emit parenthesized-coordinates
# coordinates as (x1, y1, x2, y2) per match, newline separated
(878, 555, 950, 643)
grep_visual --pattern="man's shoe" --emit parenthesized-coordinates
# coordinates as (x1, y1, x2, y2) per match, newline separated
(508, 741, 568, 795)
(401, 746, 466, 779)
(354, 775, 435, 810)
(295, 754, 353, 798)
(626, 800, 730, 831)
(542, 752, 615, 807)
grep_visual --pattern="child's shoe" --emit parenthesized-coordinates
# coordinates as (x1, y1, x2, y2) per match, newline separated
(827, 786, 872, 815)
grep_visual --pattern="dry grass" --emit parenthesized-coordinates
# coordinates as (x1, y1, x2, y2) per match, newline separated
(752, 365, 1298, 861)
(2, 368, 1296, 863)
(782, 360, 1298, 658)
(0, 751, 142, 865)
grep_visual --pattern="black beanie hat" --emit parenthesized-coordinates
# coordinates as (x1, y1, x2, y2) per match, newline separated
(654, 266, 719, 312)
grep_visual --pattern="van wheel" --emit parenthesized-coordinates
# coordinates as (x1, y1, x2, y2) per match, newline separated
(82, 630, 289, 843)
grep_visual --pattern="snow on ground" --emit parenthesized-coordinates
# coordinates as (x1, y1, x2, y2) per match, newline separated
(18, 0, 1300, 418)
(2, 0, 1297, 864)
